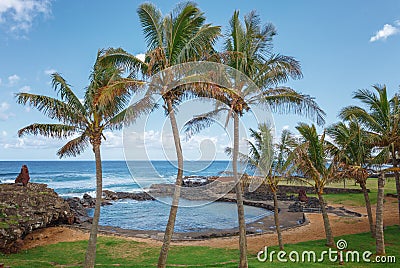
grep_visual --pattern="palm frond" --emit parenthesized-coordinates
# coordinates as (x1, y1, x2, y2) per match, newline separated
(254, 54, 302, 87)
(51, 73, 87, 116)
(95, 79, 146, 108)
(57, 133, 89, 158)
(18, 123, 77, 138)
(137, 3, 164, 50)
(183, 108, 227, 138)
(15, 93, 84, 126)
(98, 48, 148, 75)
(105, 93, 156, 130)
(262, 87, 326, 126)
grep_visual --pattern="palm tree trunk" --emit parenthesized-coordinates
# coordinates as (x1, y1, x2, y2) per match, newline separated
(158, 99, 184, 268)
(360, 181, 375, 237)
(273, 190, 284, 250)
(375, 173, 386, 255)
(233, 113, 248, 268)
(84, 142, 102, 268)
(392, 156, 400, 228)
(317, 192, 334, 247)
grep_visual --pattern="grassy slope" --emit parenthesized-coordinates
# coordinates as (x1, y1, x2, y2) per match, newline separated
(279, 178, 397, 207)
(1, 226, 398, 267)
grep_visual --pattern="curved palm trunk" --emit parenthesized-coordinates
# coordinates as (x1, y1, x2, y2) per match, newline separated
(392, 157, 400, 228)
(233, 113, 248, 268)
(375, 173, 386, 255)
(272, 190, 284, 250)
(158, 99, 184, 268)
(360, 181, 375, 237)
(317, 192, 334, 247)
(84, 142, 102, 268)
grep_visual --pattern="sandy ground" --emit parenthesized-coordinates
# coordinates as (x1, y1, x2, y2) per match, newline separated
(22, 197, 399, 254)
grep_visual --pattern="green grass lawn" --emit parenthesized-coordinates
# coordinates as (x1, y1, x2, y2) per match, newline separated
(1, 226, 398, 267)
(280, 178, 398, 207)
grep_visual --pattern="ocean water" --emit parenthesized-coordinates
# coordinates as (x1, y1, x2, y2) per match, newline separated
(0, 160, 269, 231)
(0, 160, 233, 198)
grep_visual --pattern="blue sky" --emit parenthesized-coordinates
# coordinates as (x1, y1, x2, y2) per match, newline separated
(0, 0, 399, 160)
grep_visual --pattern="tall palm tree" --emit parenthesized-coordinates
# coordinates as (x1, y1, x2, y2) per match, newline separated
(228, 124, 296, 250)
(326, 120, 375, 237)
(108, 3, 221, 267)
(339, 85, 400, 254)
(15, 48, 154, 268)
(184, 10, 325, 267)
(289, 123, 336, 247)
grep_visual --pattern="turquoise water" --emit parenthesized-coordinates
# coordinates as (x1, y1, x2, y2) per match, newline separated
(88, 197, 271, 232)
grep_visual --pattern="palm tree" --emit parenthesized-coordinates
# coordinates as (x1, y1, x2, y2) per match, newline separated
(289, 123, 336, 247)
(339, 85, 400, 254)
(229, 124, 296, 250)
(113, 3, 221, 267)
(184, 10, 325, 267)
(375, 172, 386, 255)
(326, 120, 375, 237)
(15, 48, 154, 268)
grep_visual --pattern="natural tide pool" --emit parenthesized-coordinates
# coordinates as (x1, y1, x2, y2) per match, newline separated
(88, 197, 272, 232)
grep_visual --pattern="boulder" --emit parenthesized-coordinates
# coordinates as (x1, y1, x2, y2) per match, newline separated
(0, 183, 74, 254)
(65, 197, 92, 224)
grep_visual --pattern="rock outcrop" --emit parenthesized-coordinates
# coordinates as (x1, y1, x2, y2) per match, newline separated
(0, 183, 73, 254)
(65, 190, 155, 224)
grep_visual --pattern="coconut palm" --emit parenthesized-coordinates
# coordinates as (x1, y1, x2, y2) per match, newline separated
(339, 85, 400, 254)
(227, 124, 296, 250)
(15, 48, 154, 268)
(184, 10, 325, 267)
(288, 123, 336, 247)
(106, 3, 222, 267)
(326, 120, 375, 237)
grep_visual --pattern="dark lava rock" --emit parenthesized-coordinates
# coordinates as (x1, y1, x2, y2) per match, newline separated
(65, 197, 92, 224)
(103, 190, 155, 201)
(289, 197, 322, 212)
(0, 183, 74, 254)
(288, 201, 303, 212)
(65, 190, 155, 225)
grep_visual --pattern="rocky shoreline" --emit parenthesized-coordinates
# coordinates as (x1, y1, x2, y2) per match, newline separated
(0, 183, 74, 254)
(1, 179, 365, 253)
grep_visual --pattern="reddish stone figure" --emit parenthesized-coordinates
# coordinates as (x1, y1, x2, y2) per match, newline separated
(15, 165, 30, 186)
(298, 189, 308, 202)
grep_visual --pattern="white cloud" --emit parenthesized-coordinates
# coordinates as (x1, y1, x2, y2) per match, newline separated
(44, 68, 56, 75)
(0, 102, 14, 121)
(282, 125, 290, 130)
(103, 131, 123, 149)
(19, 85, 31, 92)
(370, 22, 400, 42)
(1, 132, 81, 150)
(135, 53, 145, 62)
(8, 74, 20, 85)
(1, 131, 7, 136)
(0, 78, 2, 85)
(0, 0, 53, 34)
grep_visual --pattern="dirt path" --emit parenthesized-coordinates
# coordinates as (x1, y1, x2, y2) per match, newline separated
(22, 197, 399, 253)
